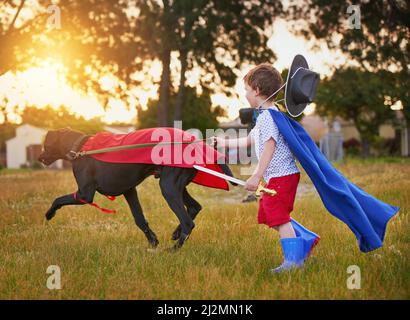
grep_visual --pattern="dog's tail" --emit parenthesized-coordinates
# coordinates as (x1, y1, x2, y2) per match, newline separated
(218, 163, 238, 186)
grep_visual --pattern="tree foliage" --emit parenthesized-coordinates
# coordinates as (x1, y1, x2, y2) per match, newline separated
(1, 0, 284, 126)
(1, 0, 140, 101)
(289, 0, 409, 72)
(20, 105, 105, 133)
(315, 68, 399, 156)
(288, 0, 410, 123)
(137, 86, 225, 134)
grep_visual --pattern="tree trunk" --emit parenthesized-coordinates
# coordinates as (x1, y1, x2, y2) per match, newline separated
(157, 49, 171, 127)
(354, 119, 374, 158)
(174, 50, 188, 123)
(361, 137, 371, 158)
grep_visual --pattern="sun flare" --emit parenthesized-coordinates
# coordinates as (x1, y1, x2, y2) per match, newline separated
(0, 60, 139, 124)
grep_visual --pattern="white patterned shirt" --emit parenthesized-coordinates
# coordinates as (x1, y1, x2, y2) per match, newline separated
(250, 105, 300, 181)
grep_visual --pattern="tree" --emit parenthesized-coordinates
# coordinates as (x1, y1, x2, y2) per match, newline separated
(0, 105, 105, 154)
(1, 1, 141, 103)
(0, 0, 41, 75)
(0, 122, 17, 154)
(134, 0, 284, 125)
(2, 1, 284, 127)
(288, 0, 410, 122)
(315, 68, 397, 156)
(20, 105, 105, 133)
(137, 86, 225, 134)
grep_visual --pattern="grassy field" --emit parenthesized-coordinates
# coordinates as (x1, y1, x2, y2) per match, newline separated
(0, 157, 409, 299)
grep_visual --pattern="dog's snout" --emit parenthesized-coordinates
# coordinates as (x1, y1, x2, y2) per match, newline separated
(38, 152, 45, 163)
(38, 151, 53, 165)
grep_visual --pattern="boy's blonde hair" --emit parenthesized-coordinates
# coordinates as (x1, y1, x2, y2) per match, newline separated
(243, 63, 283, 101)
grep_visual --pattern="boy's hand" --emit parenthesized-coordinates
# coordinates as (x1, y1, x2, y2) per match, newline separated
(245, 175, 260, 192)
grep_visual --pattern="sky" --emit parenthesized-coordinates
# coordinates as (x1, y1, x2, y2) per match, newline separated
(0, 17, 348, 125)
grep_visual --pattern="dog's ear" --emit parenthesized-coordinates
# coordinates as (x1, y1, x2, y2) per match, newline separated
(55, 127, 77, 152)
(39, 130, 64, 164)
(44, 128, 71, 151)
(44, 130, 59, 148)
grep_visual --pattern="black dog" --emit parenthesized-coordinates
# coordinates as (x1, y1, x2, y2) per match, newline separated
(38, 128, 234, 250)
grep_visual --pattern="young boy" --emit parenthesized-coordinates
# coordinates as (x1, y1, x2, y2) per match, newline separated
(213, 64, 308, 273)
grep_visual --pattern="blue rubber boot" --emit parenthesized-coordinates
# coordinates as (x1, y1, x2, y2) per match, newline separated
(271, 237, 305, 273)
(291, 218, 320, 261)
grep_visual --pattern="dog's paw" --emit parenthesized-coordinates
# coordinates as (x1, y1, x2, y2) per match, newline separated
(171, 225, 181, 241)
(45, 210, 56, 221)
(144, 231, 159, 248)
(170, 232, 190, 251)
(166, 245, 180, 253)
(149, 237, 159, 248)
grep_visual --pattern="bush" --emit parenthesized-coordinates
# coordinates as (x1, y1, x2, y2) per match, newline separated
(21, 161, 43, 169)
(374, 137, 401, 157)
(29, 161, 43, 170)
(343, 138, 361, 156)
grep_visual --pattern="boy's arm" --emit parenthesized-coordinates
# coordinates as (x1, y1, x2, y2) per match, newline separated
(245, 138, 276, 191)
(212, 134, 252, 149)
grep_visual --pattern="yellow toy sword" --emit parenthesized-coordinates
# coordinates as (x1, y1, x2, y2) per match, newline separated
(193, 165, 277, 196)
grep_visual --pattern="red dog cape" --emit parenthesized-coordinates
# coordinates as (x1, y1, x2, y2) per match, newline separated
(81, 128, 229, 190)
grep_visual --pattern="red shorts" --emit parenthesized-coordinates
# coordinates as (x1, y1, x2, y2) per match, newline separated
(258, 172, 300, 227)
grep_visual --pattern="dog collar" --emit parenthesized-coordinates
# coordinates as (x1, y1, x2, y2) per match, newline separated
(65, 134, 92, 161)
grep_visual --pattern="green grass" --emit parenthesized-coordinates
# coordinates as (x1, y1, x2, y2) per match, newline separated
(0, 160, 409, 299)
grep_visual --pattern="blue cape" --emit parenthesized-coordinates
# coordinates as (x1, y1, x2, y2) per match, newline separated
(268, 109, 399, 252)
